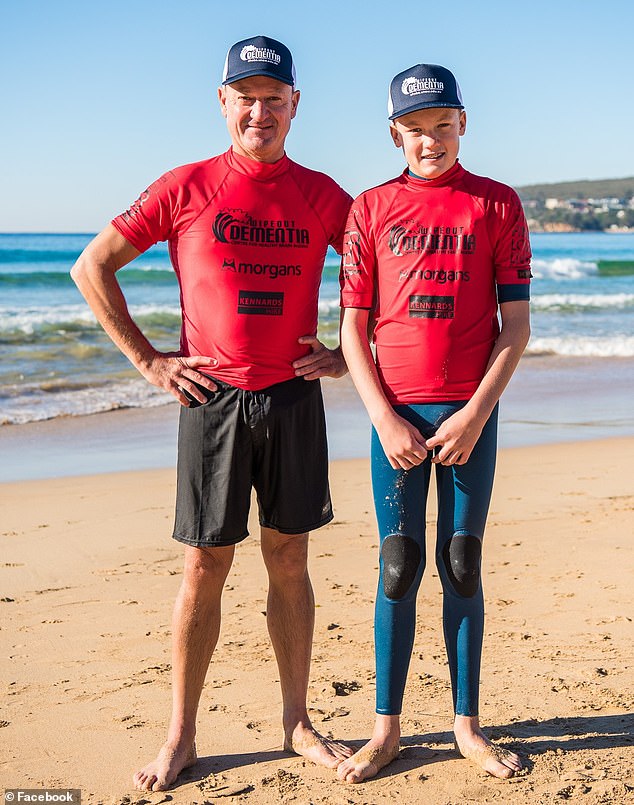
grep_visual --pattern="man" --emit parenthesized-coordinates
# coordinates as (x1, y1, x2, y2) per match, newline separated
(71, 35, 353, 792)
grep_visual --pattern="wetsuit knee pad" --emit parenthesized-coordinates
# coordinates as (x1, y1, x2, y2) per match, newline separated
(442, 534, 482, 597)
(381, 534, 421, 600)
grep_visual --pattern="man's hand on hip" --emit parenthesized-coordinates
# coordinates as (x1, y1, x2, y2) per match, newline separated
(293, 336, 348, 380)
(143, 353, 218, 406)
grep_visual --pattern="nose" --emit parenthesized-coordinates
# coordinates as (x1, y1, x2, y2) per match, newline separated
(249, 100, 270, 121)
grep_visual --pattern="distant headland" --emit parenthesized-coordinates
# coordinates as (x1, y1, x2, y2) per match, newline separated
(516, 177, 634, 232)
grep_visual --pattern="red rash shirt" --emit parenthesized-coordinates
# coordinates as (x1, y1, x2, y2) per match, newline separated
(340, 162, 531, 404)
(112, 148, 352, 390)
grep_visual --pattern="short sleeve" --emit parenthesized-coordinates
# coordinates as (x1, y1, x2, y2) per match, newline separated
(493, 190, 532, 303)
(327, 186, 354, 255)
(111, 171, 179, 252)
(339, 197, 377, 309)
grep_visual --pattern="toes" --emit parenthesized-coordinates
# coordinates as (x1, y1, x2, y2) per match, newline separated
(135, 774, 155, 792)
(337, 762, 354, 781)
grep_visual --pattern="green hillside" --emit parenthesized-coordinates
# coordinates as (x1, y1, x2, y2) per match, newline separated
(517, 177, 634, 201)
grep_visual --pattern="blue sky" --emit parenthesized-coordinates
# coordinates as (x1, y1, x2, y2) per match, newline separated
(2, 0, 633, 231)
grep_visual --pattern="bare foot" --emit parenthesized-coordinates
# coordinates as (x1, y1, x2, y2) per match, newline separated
(337, 739, 400, 783)
(454, 735, 522, 779)
(133, 741, 197, 791)
(284, 723, 353, 769)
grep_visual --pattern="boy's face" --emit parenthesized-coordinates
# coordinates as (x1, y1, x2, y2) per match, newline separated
(390, 107, 466, 179)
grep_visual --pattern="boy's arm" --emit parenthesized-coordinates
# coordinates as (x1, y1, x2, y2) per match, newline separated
(70, 224, 217, 406)
(426, 300, 530, 465)
(341, 307, 427, 470)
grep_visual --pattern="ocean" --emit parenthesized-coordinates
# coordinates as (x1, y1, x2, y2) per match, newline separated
(0, 230, 633, 480)
(1, 231, 633, 426)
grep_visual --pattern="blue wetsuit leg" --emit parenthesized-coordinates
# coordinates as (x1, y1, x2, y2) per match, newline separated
(372, 417, 431, 716)
(434, 403, 498, 716)
(372, 402, 498, 717)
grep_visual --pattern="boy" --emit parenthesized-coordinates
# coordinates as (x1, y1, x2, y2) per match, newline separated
(338, 63, 531, 782)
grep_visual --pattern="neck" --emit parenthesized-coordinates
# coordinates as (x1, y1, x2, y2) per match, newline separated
(230, 142, 285, 163)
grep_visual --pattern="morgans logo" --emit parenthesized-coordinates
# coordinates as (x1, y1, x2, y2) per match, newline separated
(240, 45, 281, 65)
(222, 256, 302, 278)
(213, 210, 310, 248)
(401, 76, 444, 96)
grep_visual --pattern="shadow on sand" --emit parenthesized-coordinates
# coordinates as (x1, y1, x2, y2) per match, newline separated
(174, 712, 633, 786)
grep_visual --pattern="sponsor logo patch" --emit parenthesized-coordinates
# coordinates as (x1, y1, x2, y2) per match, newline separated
(409, 295, 454, 319)
(222, 257, 301, 278)
(510, 220, 531, 266)
(401, 76, 444, 96)
(213, 210, 309, 248)
(342, 230, 362, 268)
(120, 173, 172, 222)
(238, 290, 284, 316)
(240, 45, 281, 65)
(388, 221, 475, 257)
(399, 267, 470, 283)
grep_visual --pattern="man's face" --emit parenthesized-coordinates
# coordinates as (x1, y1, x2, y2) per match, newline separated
(390, 107, 466, 179)
(218, 76, 300, 163)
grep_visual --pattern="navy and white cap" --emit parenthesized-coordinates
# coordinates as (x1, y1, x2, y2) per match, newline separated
(388, 63, 463, 120)
(222, 35, 296, 87)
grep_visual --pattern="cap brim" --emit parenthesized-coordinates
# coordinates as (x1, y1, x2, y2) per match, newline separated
(222, 67, 294, 87)
(388, 100, 464, 121)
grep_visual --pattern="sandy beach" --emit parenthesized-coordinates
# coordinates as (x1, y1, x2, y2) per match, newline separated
(1, 437, 633, 805)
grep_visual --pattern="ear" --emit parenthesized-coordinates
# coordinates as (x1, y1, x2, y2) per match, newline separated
(290, 89, 300, 119)
(389, 124, 403, 148)
(218, 86, 228, 119)
(459, 110, 467, 135)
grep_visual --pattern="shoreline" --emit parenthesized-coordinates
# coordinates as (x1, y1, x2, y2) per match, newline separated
(1, 355, 634, 483)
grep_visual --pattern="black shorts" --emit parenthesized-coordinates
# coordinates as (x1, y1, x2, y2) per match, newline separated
(172, 376, 333, 547)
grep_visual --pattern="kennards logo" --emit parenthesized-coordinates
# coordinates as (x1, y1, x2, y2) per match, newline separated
(409, 295, 454, 319)
(238, 290, 284, 316)
(213, 210, 310, 248)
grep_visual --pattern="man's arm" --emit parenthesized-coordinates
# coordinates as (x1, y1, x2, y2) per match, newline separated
(426, 300, 531, 465)
(340, 307, 427, 470)
(70, 223, 217, 406)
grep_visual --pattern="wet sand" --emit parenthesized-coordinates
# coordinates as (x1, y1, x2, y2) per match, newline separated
(1, 355, 634, 483)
